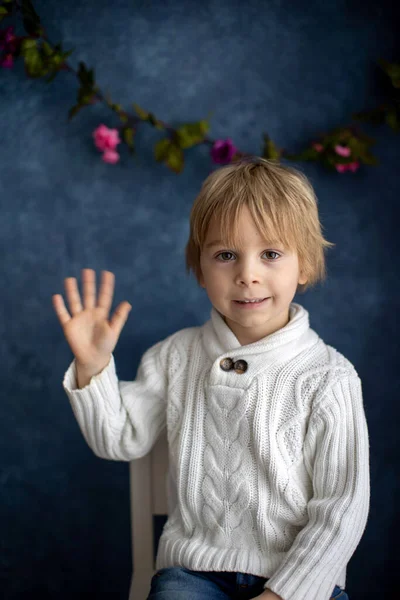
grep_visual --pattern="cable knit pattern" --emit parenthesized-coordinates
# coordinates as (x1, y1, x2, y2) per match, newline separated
(62, 302, 370, 600)
(202, 385, 254, 548)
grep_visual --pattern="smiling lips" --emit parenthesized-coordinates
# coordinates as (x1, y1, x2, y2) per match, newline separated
(234, 297, 270, 307)
(235, 297, 268, 302)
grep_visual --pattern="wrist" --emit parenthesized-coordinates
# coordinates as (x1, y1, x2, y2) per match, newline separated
(75, 356, 111, 388)
(76, 354, 111, 373)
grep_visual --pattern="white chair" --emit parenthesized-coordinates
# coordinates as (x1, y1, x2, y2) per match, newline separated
(128, 428, 169, 600)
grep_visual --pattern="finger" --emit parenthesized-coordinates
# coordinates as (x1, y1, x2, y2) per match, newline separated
(64, 277, 83, 314)
(82, 268, 96, 310)
(52, 294, 72, 327)
(109, 302, 132, 336)
(97, 270, 115, 314)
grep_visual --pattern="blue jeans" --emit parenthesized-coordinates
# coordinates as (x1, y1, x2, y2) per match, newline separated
(146, 567, 349, 599)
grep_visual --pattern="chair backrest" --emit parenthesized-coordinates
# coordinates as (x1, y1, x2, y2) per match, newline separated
(128, 428, 169, 600)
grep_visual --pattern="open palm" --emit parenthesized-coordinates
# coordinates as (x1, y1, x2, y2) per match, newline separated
(52, 269, 132, 369)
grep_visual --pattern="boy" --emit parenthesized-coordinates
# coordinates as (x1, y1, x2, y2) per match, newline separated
(55, 157, 370, 600)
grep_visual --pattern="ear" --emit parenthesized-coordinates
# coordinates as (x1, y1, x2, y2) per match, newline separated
(298, 271, 308, 285)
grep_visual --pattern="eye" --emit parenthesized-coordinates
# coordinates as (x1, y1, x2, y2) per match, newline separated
(264, 251, 281, 260)
(216, 252, 235, 261)
(215, 250, 281, 262)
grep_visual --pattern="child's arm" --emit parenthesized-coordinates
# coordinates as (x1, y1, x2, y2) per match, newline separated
(62, 338, 170, 461)
(53, 268, 171, 461)
(263, 374, 370, 600)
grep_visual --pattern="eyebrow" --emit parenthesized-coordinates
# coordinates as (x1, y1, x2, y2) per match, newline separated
(205, 239, 283, 249)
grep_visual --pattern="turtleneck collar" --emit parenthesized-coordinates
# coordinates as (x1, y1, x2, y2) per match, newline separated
(201, 302, 320, 387)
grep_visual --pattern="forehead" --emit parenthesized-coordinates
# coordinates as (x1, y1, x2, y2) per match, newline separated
(205, 237, 283, 249)
(204, 210, 282, 246)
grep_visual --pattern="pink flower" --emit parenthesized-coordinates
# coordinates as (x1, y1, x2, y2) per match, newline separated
(334, 144, 351, 157)
(102, 149, 120, 164)
(210, 138, 237, 164)
(335, 160, 360, 173)
(92, 124, 121, 152)
(312, 143, 324, 152)
(0, 25, 16, 49)
(0, 54, 13, 69)
(0, 25, 18, 68)
(348, 161, 360, 172)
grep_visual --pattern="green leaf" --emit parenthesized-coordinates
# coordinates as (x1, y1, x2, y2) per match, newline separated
(378, 58, 400, 88)
(122, 127, 135, 153)
(386, 108, 400, 131)
(154, 138, 171, 161)
(262, 134, 281, 160)
(41, 40, 53, 57)
(350, 137, 378, 163)
(21, 0, 42, 36)
(165, 144, 184, 173)
(68, 104, 83, 120)
(76, 77, 99, 105)
(20, 38, 37, 51)
(175, 120, 209, 149)
(20, 38, 74, 79)
(77, 61, 95, 87)
(23, 46, 44, 78)
(347, 138, 362, 153)
(0, 0, 16, 19)
(154, 139, 184, 172)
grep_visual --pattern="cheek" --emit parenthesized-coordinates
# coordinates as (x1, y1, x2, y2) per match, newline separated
(204, 270, 225, 291)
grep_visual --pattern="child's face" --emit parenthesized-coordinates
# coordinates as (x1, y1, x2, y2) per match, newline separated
(199, 205, 307, 346)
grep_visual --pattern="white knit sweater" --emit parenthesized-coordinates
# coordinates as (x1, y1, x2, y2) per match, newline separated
(63, 302, 370, 600)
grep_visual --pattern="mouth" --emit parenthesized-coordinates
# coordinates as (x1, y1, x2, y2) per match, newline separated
(233, 297, 270, 308)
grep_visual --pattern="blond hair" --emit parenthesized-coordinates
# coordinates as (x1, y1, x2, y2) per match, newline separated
(185, 157, 335, 294)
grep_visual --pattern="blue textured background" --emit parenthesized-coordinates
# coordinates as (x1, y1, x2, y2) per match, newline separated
(1, 0, 399, 598)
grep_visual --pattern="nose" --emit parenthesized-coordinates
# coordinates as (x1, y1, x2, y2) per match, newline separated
(235, 257, 263, 286)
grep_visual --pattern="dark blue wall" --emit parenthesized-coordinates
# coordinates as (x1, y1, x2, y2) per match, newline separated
(1, 0, 398, 597)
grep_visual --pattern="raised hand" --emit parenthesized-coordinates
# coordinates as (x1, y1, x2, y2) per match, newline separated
(52, 269, 132, 370)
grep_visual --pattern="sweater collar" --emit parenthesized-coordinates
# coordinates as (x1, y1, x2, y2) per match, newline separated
(201, 302, 319, 383)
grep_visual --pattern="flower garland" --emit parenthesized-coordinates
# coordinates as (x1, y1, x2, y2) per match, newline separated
(1, 0, 399, 174)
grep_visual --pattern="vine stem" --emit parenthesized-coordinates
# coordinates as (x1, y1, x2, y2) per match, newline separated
(13, 0, 217, 148)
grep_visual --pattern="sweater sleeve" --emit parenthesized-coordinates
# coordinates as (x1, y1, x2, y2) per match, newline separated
(62, 336, 172, 461)
(263, 374, 370, 600)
